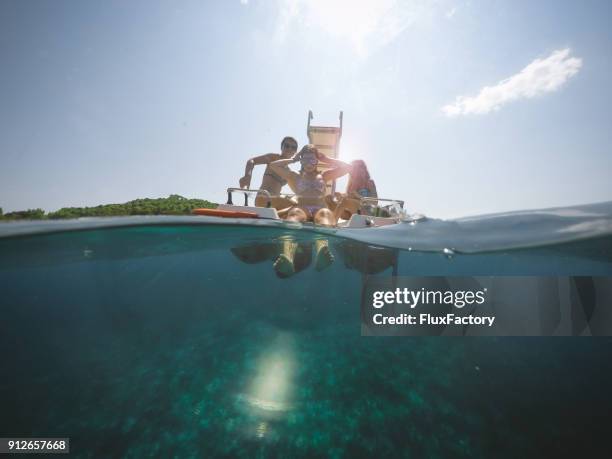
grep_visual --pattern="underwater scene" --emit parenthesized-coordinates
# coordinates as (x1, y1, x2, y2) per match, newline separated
(1, 212, 612, 457)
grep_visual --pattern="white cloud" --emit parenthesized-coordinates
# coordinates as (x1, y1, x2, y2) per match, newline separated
(274, 0, 422, 56)
(442, 48, 583, 117)
(240, 0, 249, 5)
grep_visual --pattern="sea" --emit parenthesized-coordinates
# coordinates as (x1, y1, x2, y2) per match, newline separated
(1, 201, 612, 458)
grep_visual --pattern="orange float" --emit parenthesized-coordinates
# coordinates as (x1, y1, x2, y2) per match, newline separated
(192, 208, 259, 219)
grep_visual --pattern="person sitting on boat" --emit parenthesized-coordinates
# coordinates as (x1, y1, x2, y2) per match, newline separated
(269, 144, 351, 225)
(268, 144, 351, 276)
(334, 159, 378, 221)
(238, 136, 299, 210)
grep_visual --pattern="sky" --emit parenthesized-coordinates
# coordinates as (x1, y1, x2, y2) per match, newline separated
(0, 0, 611, 218)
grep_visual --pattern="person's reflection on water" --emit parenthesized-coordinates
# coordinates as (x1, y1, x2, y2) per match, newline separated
(335, 240, 399, 275)
(335, 241, 400, 334)
(230, 238, 320, 279)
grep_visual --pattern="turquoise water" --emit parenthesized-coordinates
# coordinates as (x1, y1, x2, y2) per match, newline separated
(1, 220, 612, 457)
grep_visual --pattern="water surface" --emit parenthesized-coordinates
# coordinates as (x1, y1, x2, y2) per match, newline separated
(1, 214, 612, 457)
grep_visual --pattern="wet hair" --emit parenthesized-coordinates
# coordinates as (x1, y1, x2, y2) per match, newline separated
(281, 136, 298, 149)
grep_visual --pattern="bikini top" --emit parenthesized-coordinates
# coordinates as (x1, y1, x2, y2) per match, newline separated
(296, 174, 326, 195)
(350, 179, 374, 198)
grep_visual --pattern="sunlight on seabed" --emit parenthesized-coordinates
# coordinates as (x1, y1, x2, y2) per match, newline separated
(245, 333, 296, 416)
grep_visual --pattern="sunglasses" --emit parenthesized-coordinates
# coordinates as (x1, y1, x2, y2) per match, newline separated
(301, 156, 318, 165)
(282, 143, 298, 150)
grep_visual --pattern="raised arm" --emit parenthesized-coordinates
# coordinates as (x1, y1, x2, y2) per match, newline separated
(321, 158, 352, 182)
(315, 150, 345, 167)
(239, 153, 279, 188)
(269, 156, 300, 184)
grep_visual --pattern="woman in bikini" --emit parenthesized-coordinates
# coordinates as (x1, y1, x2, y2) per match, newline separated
(269, 144, 351, 223)
(334, 159, 378, 221)
(268, 144, 351, 276)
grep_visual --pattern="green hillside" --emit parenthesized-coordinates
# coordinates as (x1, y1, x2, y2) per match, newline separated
(0, 195, 216, 221)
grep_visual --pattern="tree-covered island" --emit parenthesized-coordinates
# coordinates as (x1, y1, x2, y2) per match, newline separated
(0, 195, 216, 221)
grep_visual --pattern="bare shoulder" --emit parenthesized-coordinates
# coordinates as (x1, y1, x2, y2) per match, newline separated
(267, 153, 282, 161)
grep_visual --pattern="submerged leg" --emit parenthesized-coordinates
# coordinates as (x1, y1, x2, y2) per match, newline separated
(273, 235, 299, 278)
(314, 239, 334, 272)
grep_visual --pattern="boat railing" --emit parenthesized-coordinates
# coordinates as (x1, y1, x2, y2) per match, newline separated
(360, 197, 404, 208)
(359, 197, 405, 217)
(226, 188, 273, 208)
(226, 188, 405, 217)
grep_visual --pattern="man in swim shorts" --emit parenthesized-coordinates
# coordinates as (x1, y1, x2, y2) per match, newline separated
(239, 136, 300, 209)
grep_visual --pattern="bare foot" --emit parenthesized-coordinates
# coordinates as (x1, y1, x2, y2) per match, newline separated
(315, 244, 335, 271)
(273, 254, 295, 278)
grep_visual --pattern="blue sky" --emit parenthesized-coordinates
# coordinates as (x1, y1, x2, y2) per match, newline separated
(1, 0, 610, 218)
